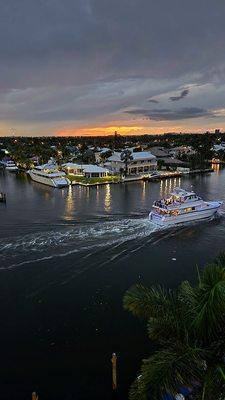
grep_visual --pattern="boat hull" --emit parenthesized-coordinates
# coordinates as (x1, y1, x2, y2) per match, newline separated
(149, 201, 223, 226)
(5, 167, 18, 172)
(28, 171, 70, 188)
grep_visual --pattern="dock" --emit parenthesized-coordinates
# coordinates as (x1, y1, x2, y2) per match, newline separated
(143, 168, 214, 182)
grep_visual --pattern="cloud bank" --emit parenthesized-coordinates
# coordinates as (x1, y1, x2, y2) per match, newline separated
(0, 0, 225, 135)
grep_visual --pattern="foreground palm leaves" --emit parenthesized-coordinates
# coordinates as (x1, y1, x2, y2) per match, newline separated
(123, 254, 225, 399)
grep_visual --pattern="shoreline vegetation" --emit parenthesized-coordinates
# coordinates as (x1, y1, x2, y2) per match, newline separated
(124, 254, 225, 400)
(1, 132, 224, 166)
(67, 174, 120, 185)
(0, 132, 223, 187)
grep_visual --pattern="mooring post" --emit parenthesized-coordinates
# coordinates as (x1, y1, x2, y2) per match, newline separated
(111, 353, 117, 391)
(32, 392, 38, 400)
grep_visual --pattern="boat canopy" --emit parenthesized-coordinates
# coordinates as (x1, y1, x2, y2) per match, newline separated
(170, 187, 196, 197)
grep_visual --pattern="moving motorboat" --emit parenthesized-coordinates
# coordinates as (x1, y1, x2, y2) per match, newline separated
(149, 187, 223, 226)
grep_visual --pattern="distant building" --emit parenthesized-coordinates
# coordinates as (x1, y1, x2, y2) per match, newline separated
(107, 151, 157, 175)
(66, 145, 79, 155)
(159, 158, 186, 168)
(0, 148, 10, 155)
(169, 146, 196, 157)
(212, 143, 225, 153)
(148, 147, 169, 158)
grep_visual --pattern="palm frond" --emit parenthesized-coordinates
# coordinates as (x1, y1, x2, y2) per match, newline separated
(192, 263, 225, 340)
(214, 252, 225, 268)
(147, 297, 188, 344)
(199, 364, 225, 400)
(178, 281, 197, 325)
(129, 344, 203, 400)
(129, 377, 148, 400)
(123, 284, 170, 319)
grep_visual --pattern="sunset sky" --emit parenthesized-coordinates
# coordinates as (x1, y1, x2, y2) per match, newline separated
(1, 0, 225, 136)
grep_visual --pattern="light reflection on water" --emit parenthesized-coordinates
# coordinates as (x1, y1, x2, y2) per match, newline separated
(104, 184, 111, 212)
(64, 185, 74, 221)
(141, 181, 146, 202)
(96, 186, 99, 207)
(160, 177, 181, 197)
(212, 163, 220, 174)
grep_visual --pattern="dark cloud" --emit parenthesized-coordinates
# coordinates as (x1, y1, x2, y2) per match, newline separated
(0, 0, 225, 90)
(0, 0, 225, 130)
(148, 99, 159, 103)
(125, 107, 213, 121)
(169, 89, 189, 101)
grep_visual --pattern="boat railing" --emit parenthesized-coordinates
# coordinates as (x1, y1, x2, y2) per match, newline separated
(153, 201, 167, 209)
(154, 199, 181, 208)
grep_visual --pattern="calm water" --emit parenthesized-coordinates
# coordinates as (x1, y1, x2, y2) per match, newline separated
(0, 168, 225, 400)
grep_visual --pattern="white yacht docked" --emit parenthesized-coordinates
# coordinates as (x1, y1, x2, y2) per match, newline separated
(149, 187, 223, 226)
(28, 162, 70, 188)
(2, 160, 18, 172)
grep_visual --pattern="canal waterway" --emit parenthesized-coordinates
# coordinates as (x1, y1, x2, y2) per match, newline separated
(0, 167, 225, 400)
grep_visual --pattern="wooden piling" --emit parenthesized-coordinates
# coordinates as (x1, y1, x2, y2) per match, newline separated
(111, 353, 117, 391)
(0, 192, 6, 202)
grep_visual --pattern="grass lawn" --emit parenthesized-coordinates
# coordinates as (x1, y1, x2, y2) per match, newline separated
(67, 175, 120, 185)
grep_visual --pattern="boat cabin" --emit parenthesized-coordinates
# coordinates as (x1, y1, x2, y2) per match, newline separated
(153, 188, 202, 216)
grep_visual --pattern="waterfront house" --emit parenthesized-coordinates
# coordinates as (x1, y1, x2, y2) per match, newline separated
(147, 147, 188, 170)
(106, 151, 157, 175)
(94, 148, 112, 163)
(169, 146, 196, 157)
(62, 163, 109, 178)
(157, 157, 186, 170)
(148, 147, 170, 158)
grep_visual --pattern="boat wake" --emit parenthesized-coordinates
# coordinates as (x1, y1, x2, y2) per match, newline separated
(0, 217, 159, 269)
(0, 212, 223, 271)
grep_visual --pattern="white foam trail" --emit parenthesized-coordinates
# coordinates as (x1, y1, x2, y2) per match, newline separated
(1, 213, 221, 271)
(0, 219, 158, 270)
(0, 218, 156, 255)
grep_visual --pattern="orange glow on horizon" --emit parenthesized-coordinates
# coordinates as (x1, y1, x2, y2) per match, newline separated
(56, 124, 180, 137)
(57, 125, 146, 136)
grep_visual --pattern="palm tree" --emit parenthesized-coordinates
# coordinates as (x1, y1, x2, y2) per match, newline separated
(123, 254, 225, 400)
(120, 149, 133, 177)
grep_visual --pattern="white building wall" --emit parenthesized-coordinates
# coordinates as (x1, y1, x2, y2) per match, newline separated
(128, 160, 157, 175)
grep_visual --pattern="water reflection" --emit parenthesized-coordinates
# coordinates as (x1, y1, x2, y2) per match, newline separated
(86, 187, 90, 201)
(160, 177, 181, 197)
(96, 186, 100, 207)
(212, 163, 220, 174)
(104, 184, 111, 212)
(44, 191, 50, 200)
(64, 185, 74, 221)
(141, 181, 146, 202)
